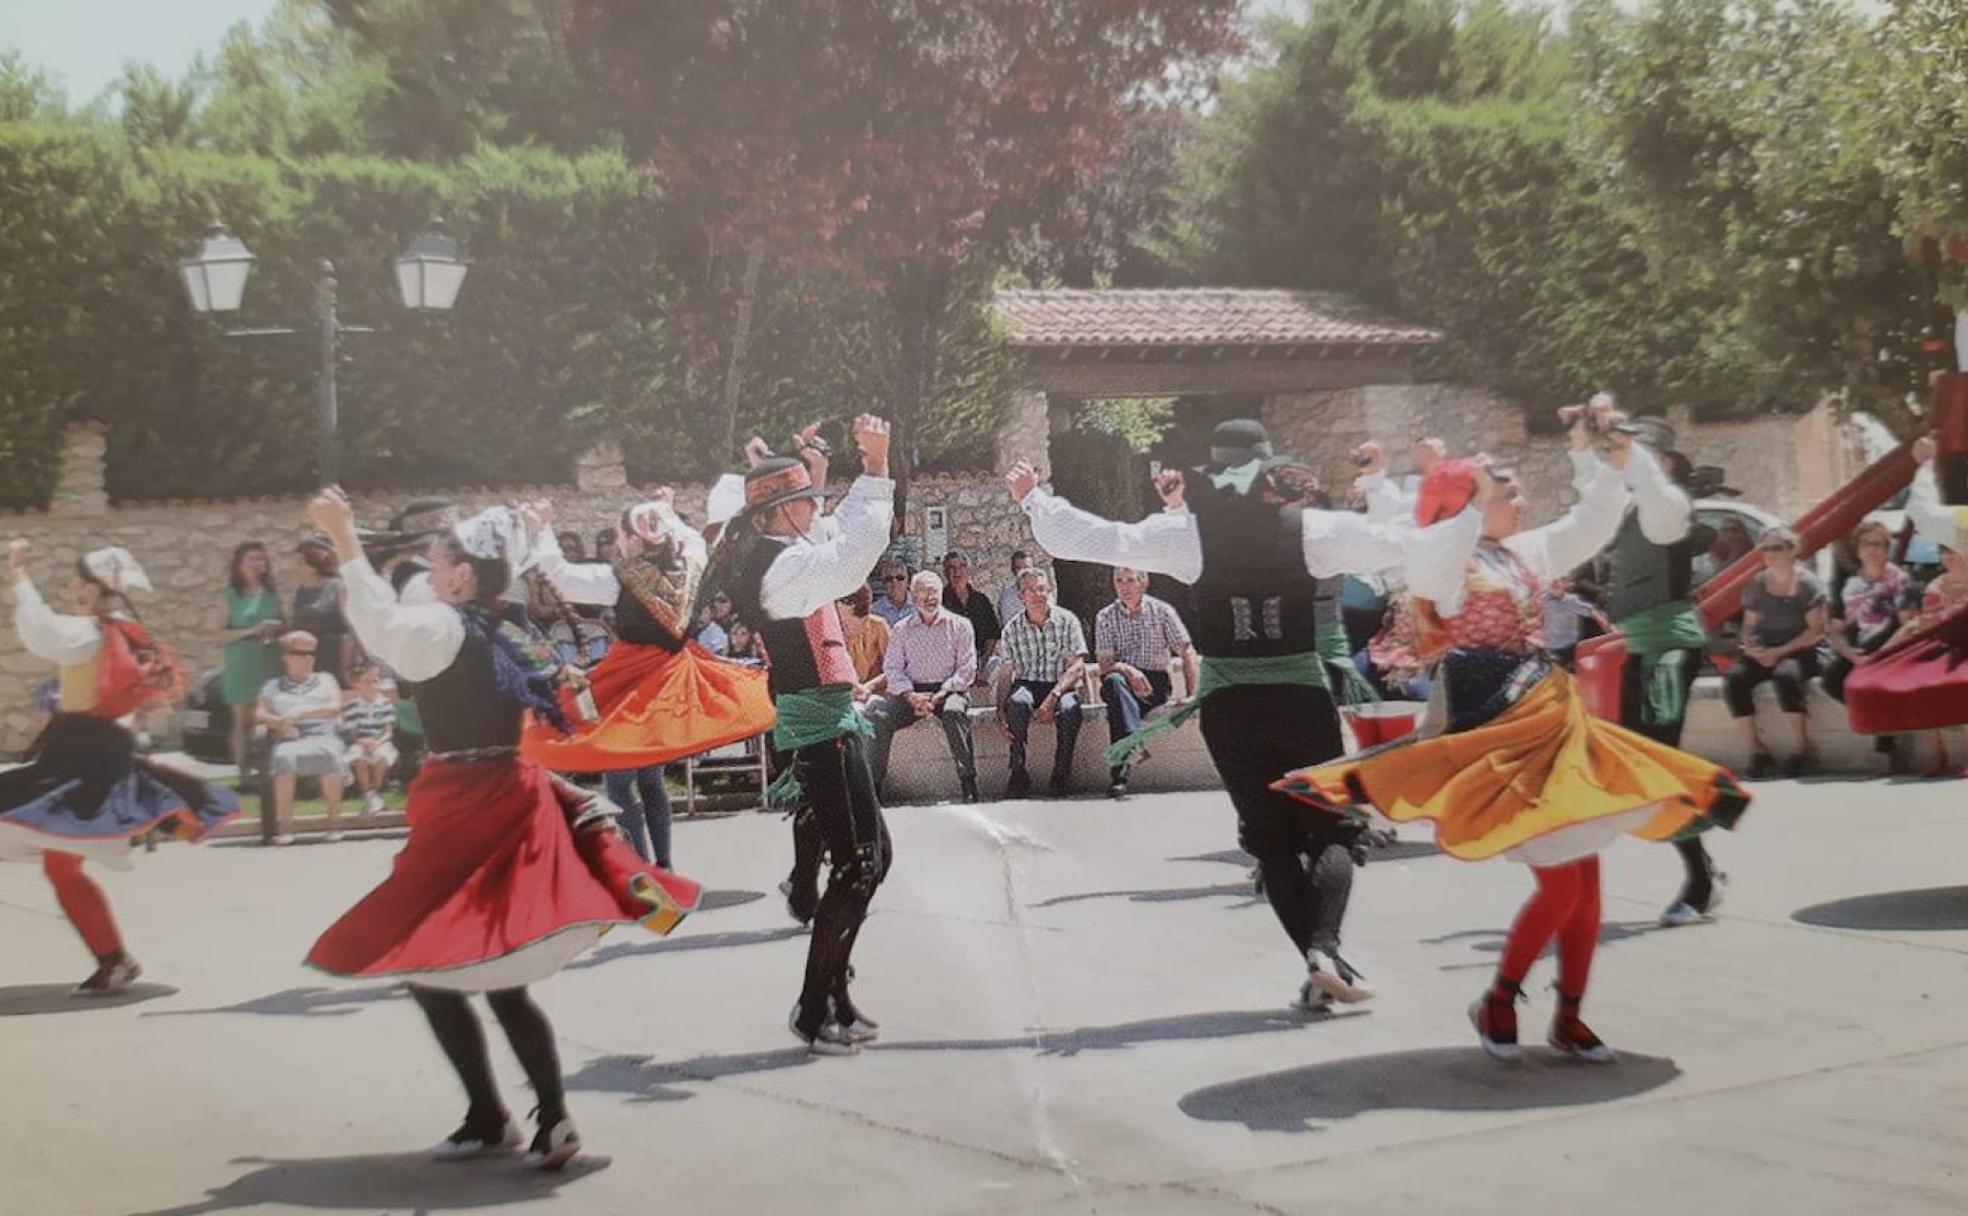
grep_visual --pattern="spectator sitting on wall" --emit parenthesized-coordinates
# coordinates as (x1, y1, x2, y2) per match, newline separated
(257, 630, 347, 844)
(1094, 565, 1198, 799)
(1722, 526, 1827, 779)
(871, 558, 915, 626)
(837, 585, 891, 703)
(1914, 543, 1968, 776)
(692, 592, 733, 655)
(867, 570, 979, 803)
(556, 531, 587, 562)
(940, 549, 1001, 682)
(340, 660, 397, 819)
(594, 526, 620, 565)
(1821, 520, 1917, 769)
(996, 549, 1035, 636)
(724, 620, 767, 668)
(999, 567, 1088, 798)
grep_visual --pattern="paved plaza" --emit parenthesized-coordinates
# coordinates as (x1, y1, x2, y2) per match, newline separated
(4, 776, 1966, 1216)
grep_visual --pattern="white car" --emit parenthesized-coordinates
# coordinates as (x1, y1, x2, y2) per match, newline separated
(1690, 499, 1836, 592)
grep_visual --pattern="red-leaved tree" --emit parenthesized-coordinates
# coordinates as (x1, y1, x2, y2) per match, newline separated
(564, 0, 1242, 511)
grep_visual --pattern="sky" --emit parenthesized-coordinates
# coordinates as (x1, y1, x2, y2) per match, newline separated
(1, 0, 283, 103)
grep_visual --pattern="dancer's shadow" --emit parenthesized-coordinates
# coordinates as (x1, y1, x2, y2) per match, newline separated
(0, 982, 178, 1016)
(876, 1006, 1363, 1059)
(1179, 1046, 1680, 1133)
(1169, 849, 1256, 868)
(1364, 838, 1439, 863)
(144, 985, 402, 1020)
(567, 926, 808, 971)
(125, 1151, 608, 1215)
(1029, 883, 1262, 910)
(1792, 885, 1968, 931)
(1423, 920, 1667, 971)
(564, 1048, 816, 1103)
(564, 1007, 1351, 1102)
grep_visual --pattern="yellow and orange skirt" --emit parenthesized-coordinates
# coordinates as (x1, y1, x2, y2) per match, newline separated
(1273, 659, 1747, 866)
(521, 640, 775, 772)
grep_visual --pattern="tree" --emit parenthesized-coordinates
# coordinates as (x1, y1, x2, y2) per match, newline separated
(566, 0, 1245, 513)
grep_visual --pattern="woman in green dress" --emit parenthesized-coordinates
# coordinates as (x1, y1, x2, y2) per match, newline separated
(208, 542, 284, 774)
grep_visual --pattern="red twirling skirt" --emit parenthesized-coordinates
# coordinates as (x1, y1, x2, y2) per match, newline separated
(306, 755, 702, 991)
(520, 640, 774, 772)
(1846, 603, 1968, 733)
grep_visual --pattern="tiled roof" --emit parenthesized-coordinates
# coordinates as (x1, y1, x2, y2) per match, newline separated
(995, 288, 1440, 350)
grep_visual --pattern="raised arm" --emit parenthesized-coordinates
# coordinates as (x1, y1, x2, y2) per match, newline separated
(760, 415, 895, 619)
(1506, 456, 1629, 582)
(1008, 461, 1203, 584)
(1907, 439, 1966, 553)
(309, 489, 464, 684)
(7, 542, 101, 666)
(1619, 444, 1693, 545)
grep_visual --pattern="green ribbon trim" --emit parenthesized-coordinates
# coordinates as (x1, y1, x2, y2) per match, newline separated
(766, 685, 872, 809)
(1104, 651, 1328, 771)
(1317, 620, 1380, 708)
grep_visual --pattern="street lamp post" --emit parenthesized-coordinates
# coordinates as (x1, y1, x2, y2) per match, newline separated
(179, 225, 469, 486)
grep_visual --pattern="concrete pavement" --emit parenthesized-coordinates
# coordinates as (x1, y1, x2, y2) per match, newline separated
(3, 775, 1965, 1215)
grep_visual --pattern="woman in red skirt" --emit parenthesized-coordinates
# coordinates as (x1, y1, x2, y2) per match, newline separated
(301, 488, 702, 1171)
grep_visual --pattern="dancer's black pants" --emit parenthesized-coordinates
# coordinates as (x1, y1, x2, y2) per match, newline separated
(409, 985, 565, 1125)
(789, 731, 892, 1023)
(1197, 683, 1358, 958)
(1618, 645, 1716, 906)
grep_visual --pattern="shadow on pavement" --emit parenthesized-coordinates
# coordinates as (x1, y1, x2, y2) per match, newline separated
(1169, 849, 1256, 867)
(1791, 885, 1968, 931)
(1179, 1046, 1680, 1132)
(877, 1007, 1362, 1058)
(0, 981, 178, 1016)
(565, 1008, 1351, 1103)
(565, 1048, 816, 1102)
(125, 1152, 609, 1215)
(1423, 920, 1668, 971)
(144, 984, 402, 1019)
(695, 888, 767, 912)
(568, 925, 808, 971)
(1030, 882, 1261, 909)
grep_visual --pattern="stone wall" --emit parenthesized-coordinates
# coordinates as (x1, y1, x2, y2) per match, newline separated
(0, 427, 1036, 756)
(1262, 384, 1862, 525)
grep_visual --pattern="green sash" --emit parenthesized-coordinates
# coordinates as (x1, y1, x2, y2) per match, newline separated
(1316, 620, 1381, 708)
(1105, 650, 1328, 771)
(1617, 599, 1706, 732)
(765, 685, 871, 807)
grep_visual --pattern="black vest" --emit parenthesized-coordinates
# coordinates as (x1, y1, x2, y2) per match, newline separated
(413, 622, 524, 753)
(1179, 477, 1322, 658)
(1603, 509, 1695, 624)
(723, 532, 828, 698)
(612, 586, 685, 651)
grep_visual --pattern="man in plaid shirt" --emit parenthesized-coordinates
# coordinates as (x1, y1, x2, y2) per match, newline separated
(999, 567, 1087, 797)
(1094, 566, 1199, 798)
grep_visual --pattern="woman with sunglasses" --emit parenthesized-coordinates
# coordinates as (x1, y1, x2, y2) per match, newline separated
(1272, 414, 1748, 1063)
(1819, 521, 1915, 768)
(257, 630, 348, 843)
(1722, 526, 1828, 778)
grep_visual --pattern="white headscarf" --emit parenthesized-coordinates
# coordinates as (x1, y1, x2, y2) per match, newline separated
(82, 547, 152, 595)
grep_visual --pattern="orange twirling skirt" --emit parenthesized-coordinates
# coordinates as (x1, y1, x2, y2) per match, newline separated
(521, 640, 775, 772)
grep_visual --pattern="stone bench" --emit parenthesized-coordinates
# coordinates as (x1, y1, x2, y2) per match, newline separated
(1680, 674, 1939, 775)
(879, 695, 1220, 803)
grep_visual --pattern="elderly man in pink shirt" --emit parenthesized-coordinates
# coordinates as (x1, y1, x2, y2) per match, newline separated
(866, 570, 979, 803)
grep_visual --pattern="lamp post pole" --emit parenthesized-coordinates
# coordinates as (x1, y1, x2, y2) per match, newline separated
(317, 262, 340, 486)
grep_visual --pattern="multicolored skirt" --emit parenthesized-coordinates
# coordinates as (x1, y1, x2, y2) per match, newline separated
(306, 754, 701, 991)
(521, 640, 774, 772)
(0, 713, 240, 869)
(1272, 651, 1748, 866)
(1845, 602, 1968, 733)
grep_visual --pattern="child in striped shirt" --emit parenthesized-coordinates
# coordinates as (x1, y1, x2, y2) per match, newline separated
(340, 661, 397, 817)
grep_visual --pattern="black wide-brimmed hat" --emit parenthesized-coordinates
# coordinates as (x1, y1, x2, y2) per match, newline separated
(1207, 419, 1275, 471)
(740, 457, 828, 518)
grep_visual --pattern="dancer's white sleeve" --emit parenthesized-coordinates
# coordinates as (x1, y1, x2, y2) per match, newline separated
(10, 576, 100, 666)
(340, 556, 464, 683)
(533, 533, 621, 606)
(1019, 488, 1204, 584)
(1354, 471, 1413, 524)
(1302, 510, 1467, 579)
(1402, 510, 1484, 615)
(760, 475, 896, 619)
(1619, 446, 1692, 544)
(1906, 463, 1968, 555)
(1506, 459, 1629, 582)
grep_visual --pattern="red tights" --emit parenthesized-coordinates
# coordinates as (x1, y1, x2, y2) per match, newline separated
(1497, 855, 1600, 998)
(43, 852, 124, 961)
